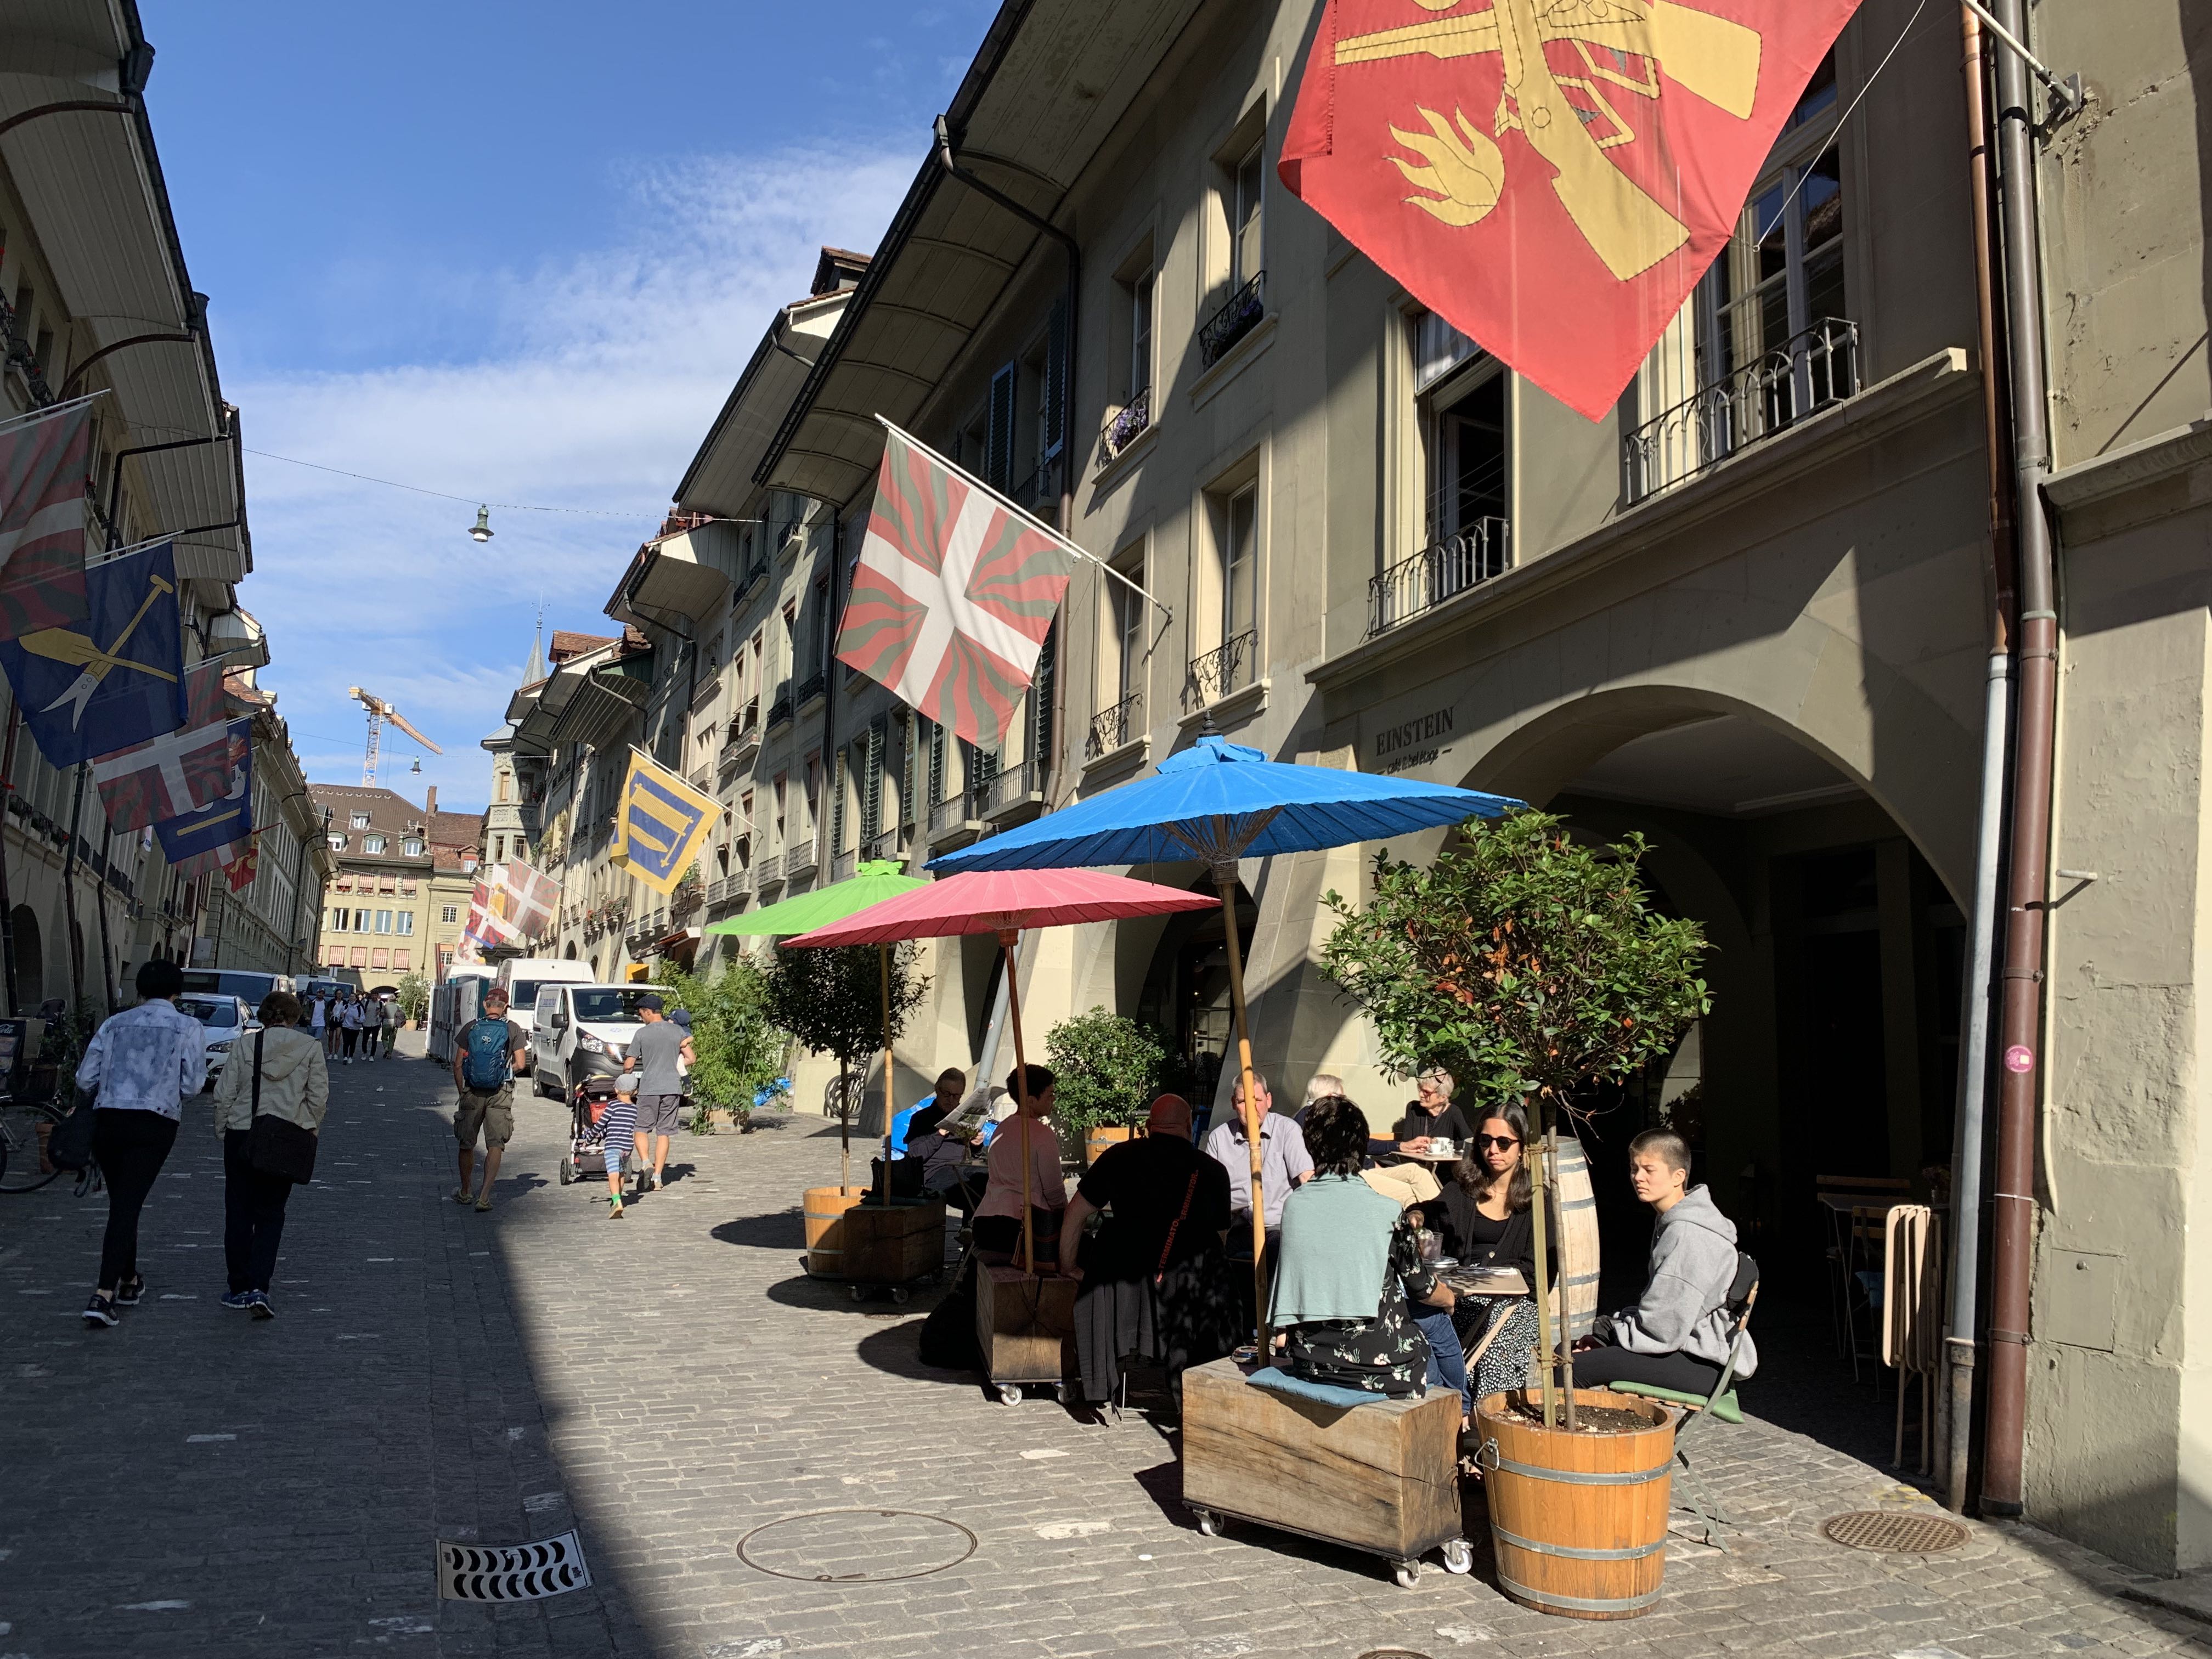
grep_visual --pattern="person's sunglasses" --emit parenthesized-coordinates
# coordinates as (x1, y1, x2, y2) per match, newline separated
(1476, 1134, 1520, 1150)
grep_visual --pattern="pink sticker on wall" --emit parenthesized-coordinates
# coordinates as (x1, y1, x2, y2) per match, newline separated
(2003, 1045, 2035, 1074)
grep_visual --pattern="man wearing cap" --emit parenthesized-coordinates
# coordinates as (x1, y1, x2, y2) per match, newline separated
(622, 994, 694, 1197)
(451, 988, 528, 1212)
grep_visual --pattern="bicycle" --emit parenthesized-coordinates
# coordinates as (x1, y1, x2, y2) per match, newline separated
(0, 1092, 70, 1193)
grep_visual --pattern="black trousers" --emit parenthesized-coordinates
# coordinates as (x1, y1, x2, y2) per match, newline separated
(973, 1207, 1063, 1260)
(91, 1109, 178, 1289)
(340, 1027, 359, 1057)
(223, 1129, 296, 1293)
(1571, 1342, 1725, 1397)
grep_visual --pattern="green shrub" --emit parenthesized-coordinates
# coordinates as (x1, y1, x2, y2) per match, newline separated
(651, 957, 788, 1127)
(1044, 1006, 1167, 1144)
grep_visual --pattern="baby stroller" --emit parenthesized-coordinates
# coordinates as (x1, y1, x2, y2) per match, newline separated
(557, 1073, 631, 1187)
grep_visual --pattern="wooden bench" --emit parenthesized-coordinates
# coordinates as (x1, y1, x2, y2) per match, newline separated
(975, 1265, 1076, 1404)
(1180, 1356, 1469, 1586)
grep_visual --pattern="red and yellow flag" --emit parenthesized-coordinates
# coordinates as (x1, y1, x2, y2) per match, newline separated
(1280, 0, 1863, 420)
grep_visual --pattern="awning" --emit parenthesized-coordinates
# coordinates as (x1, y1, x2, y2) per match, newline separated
(605, 522, 738, 634)
(546, 670, 648, 752)
(757, 0, 1204, 506)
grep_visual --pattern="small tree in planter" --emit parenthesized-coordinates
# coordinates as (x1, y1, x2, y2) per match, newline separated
(1045, 1006, 1167, 1153)
(394, 972, 431, 1029)
(652, 958, 785, 1133)
(759, 941, 927, 1189)
(1323, 810, 1709, 1429)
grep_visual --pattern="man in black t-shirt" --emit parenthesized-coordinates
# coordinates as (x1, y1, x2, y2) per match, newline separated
(1059, 1097, 1231, 1284)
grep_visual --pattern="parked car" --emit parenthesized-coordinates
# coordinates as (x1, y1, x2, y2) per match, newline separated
(178, 992, 259, 1090)
(180, 968, 295, 1009)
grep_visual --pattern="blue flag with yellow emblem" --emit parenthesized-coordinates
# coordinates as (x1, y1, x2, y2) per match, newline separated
(611, 747, 717, 896)
(0, 540, 187, 769)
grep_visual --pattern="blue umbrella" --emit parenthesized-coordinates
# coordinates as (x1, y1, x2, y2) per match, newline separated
(930, 735, 1522, 1276)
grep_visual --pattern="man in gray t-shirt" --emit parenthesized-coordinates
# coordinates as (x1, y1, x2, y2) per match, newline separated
(622, 994, 694, 1196)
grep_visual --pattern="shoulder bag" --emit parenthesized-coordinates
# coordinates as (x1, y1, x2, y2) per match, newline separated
(1154, 1170, 1203, 1286)
(247, 1032, 318, 1184)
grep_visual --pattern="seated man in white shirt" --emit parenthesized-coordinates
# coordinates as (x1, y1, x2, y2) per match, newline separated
(1201, 1066, 1314, 1254)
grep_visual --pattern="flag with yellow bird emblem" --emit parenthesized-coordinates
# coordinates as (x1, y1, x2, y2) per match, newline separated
(610, 748, 718, 897)
(1280, 0, 1863, 420)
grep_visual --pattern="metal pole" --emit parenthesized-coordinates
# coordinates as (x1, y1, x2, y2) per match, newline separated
(877, 942, 895, 1205)
(1530, 1103, 1558, 1429)
(1945, 0, 2016, 1515)
(1983, 0, 2059, 1519)
(1000, 929, 1036, 1272)
(61, 763, 86, 1007)
(0, 703, 20, 1015)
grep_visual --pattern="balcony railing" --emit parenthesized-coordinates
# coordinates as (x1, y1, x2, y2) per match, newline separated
(861, 830, 900, 867)
(1097, 389, 1152, 470)
(690, 671, 721, 712)
(1008, 452, 1063, 516)
(722, 703, 760, 764)
(1087, 691, 1143, 758)
(1199, 271, 1265, 368)
(927, 792, 980, 843)
(1623, 317, 1862, 506)
(794, 671, 827, 708)
(1368, 518, 1511, 636)
(829, 848, 857, 884)
(765, 687, 794, 727)
(1183, 629, 1257, 713)
(979, 758, 1045, 822)
(783, 838, 819, 879)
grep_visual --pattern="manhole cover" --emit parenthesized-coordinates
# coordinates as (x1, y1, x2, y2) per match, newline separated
(1357, 1651, 1435, 1659)
(1821, 1510, 1968, 1554)
(736, 1509, 977, 1582)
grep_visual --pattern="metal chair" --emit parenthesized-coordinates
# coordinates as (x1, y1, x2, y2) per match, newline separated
(1610, 1252, 1759, 1553)
(1815, 1173, 1909, 1368)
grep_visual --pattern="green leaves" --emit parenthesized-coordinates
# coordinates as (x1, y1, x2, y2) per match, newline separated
(1321, 810, 1711, 1114)
(1045, 1006, 1169, 1139)
(652, 956, 790, 1110)
(757, 943, 928, 1075)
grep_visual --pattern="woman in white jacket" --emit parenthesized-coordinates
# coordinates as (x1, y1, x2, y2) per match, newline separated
(212, 991, 330, 1318)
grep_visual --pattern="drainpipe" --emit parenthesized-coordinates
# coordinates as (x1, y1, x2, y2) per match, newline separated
(932, 114, 1079, 803)
(1981, 0, 2061, 1519)
(1943, 2, 2017, 1515)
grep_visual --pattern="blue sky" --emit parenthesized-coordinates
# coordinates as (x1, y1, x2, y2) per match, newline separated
(139, 0, 996, 812)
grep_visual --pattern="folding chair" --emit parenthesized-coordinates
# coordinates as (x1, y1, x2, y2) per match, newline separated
(1815, 1174, 1909, 1365)
(1609, 1252, 1758, 1553)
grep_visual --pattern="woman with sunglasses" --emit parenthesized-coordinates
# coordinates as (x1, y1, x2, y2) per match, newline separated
(1435, 1102, 1547, 1410)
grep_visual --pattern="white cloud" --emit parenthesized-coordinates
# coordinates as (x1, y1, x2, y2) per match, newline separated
(237, 142, 918, 811)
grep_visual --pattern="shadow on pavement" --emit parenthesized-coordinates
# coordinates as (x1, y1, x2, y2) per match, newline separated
(710, 1211, 802, 1250)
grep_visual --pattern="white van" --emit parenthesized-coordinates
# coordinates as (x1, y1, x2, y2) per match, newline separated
(528, 983, 654, 1099)
(495, 958, 594, 1042)
(180, 968, 295, 1012)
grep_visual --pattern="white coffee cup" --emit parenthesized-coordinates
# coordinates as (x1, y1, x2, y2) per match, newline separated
(1429, 1137, 1456, 1159)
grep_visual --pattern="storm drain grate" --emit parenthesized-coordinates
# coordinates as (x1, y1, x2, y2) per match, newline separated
(737, 1509, 977, 1583)
(1821, 1510, 1968, 1554)
(437, 1531, 592, 1600)
(1357, 1651, 1435, 1659)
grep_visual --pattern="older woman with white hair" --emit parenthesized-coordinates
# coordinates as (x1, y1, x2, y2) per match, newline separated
(1392, 1064, 1474, 1159)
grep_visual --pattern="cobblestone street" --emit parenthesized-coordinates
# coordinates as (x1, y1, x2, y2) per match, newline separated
(3, 1045, 2209, 1659)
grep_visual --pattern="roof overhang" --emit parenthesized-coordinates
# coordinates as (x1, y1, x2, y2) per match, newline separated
(757, 0, 1204, 506)
(673, 290, 850, 518)
(604, 522, 738, 635)
(546, 670, 648, 753)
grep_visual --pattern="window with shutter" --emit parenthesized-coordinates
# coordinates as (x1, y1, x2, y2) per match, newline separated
(1041, 298, 1068, 470)
(1031, 624, 1056, 770)
(830, 748, 847, 853)
(986, 362, 1018, 490)
(928, 718, 946, 806)
(863, 721, 884, 842)
(901, 713, 919, 828)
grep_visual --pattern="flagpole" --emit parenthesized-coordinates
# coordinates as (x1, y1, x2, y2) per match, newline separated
(0, 700, 19, 1017)
(62, 764, 87, 1008)
(872, 417, 1174, 625)
(0, 389, 110, 438)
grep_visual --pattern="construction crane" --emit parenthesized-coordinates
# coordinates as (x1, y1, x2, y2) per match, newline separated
(348, 686, 443, 785)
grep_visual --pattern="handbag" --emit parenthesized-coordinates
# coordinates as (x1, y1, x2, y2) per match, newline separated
(246, 1032, 318, 1184)
(1153, 1170, 1202, 1286)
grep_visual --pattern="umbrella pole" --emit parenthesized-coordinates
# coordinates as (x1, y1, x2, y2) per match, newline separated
(1214, 874, 1267, 1342)
(839, 1058, 853, 1193)
(1001, 930, 1035, 1274)
(878, 943, 894, 1207)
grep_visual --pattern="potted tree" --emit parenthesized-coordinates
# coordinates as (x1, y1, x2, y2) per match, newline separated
(1323, 811, 1709, 1620)
(1045, 1005, 1167, 1165)
(651, 958, 783, 1132)
(760, 941, 933, 1289)
(394, 971, 431, 1031)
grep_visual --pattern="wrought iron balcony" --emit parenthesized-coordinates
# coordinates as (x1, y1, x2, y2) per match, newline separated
(1087, 692, 1143, 758)
(1623, 317, 1862, 506)
(783, 838, 819, 879)
(829, 848, 856, 885)
(1097, 390, 1152, 470)
(1183, 630, 1257, 713)
(861, 830, 900, 867)
(979, 758, 1046, 823)
(1368, 518, 1511, 636)
(723, 703, 760, 765)
(765, 687, 794, 727)
(1199, 271, 1265, 368)
(927, 792, 980, 844)
(794, 671, 827, 708)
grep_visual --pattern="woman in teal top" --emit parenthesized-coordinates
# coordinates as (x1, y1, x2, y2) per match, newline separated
(1267, 1095, 1445, 1396)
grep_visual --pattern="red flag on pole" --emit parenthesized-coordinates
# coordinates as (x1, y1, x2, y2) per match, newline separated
(0, 400, 92, 635)
(836, 422, 1074, 750)
(89, 663, 235, 830)
(1279, 0, 1863, 420)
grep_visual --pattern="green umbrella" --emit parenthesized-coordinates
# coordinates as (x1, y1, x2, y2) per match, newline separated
(706, 860, 928, 1193)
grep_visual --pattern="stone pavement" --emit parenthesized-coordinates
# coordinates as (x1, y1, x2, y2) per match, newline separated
(2, 1042, 2208, 1659)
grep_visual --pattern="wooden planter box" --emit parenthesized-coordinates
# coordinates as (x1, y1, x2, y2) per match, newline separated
(1181, 1356, 1466, 1584)
(976, 1265, 1076, 1398)
(804, 1188, 944, 1284)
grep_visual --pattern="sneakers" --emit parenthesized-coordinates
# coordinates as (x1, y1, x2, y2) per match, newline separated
(221, 1290, 254, 1311)
(474, 1190, 492, 1213)
(607, 1195, 625, 1220)
(82, 1292, 117, 1327)
(454, 1186, 473, 1206)
(246, 1290, 275, 1320)
(115, 1275, 146, 1307)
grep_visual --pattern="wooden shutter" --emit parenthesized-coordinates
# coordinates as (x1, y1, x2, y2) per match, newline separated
(1031, 623, 1056, 771)
(1041, 298, 1068, 466)
(863, 721, 884, 842)
(830, 748, 847, 853)
(986, 362, 1018, 490)
(927, 717, 946, 806)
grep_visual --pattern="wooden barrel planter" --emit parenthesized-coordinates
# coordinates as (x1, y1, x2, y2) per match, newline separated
(1474, 1388, 1675, 1620)
(802, 1186, 865, 1277)
(1083, 1124, 1141, 1166)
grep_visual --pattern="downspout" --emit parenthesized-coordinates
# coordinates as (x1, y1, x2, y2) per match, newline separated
(1982, 0, 2061, 1519)
(932, 113, 1080, 804)
(1943, 1, 2016, 1515)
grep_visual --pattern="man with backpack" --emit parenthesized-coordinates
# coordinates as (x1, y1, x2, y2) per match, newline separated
(450, 988, 528, 1212)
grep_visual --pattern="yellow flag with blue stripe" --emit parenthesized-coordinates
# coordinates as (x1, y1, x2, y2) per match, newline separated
(611, 747, 718, 896)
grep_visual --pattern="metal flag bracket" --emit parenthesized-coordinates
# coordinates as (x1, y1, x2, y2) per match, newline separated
(1960, 0, 2083, 122)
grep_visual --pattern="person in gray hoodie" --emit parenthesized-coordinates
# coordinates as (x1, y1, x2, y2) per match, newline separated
(1572, 1128, 1756, 1395)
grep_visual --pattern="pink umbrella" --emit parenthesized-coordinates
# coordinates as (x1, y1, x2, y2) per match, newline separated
(789, 868, 1217, 1269)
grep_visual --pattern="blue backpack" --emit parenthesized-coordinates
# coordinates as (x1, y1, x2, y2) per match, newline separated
(460, 1018, 511, 1091)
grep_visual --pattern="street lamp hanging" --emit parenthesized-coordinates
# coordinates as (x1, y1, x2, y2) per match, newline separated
(469, 505, 494, 543)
